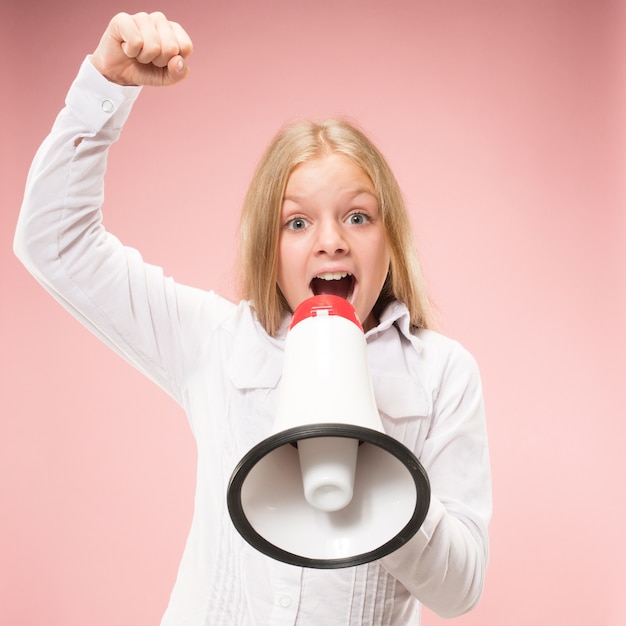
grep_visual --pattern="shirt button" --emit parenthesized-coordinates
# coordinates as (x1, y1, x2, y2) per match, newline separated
(102, 100, 114, 113)
(279, 595, 292, 608)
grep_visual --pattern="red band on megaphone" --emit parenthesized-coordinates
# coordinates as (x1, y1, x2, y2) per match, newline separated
(289, 295, 363, 331)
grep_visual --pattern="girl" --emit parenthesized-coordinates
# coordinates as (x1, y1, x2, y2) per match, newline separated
(15, 11, 491, 625)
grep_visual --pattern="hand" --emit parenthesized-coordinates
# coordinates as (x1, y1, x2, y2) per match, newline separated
(90, 12, 193, 87)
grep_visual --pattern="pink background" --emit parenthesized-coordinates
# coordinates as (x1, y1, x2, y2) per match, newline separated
(2, 1, 625, 624)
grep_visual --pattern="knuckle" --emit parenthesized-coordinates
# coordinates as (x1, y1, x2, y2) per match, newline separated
(163, 43, 181, 58)
(143, 42, 161, 57)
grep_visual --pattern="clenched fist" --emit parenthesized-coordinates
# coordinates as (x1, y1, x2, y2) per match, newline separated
(90, 11, 193, 86)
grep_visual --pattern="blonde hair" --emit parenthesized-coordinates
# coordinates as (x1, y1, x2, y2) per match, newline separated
(238, 119, 433, 336)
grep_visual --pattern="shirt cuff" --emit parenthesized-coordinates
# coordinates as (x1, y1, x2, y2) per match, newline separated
(64, 56, 143, 133)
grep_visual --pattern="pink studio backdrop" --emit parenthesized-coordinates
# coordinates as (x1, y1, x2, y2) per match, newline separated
(2, 1, 625, 625)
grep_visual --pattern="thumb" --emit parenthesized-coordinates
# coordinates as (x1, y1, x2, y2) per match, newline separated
(165, 54, 191, 85)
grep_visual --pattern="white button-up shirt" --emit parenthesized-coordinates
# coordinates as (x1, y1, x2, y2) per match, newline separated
(14, 58, 492, 625)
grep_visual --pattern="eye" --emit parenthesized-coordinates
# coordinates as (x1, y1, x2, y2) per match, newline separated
(285, 217, 309, 231)
(346, 212, 369, 226)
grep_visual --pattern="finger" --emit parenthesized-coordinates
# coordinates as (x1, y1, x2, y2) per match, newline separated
(127, 12, 162, 64)
(150, 12, 183, 68)
(108, 12, 148, 60)
(170, 21, 194, 59)
(162, 19, 193, 86)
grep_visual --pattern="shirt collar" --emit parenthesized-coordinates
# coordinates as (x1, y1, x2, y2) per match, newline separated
(365, 300, 424, 354)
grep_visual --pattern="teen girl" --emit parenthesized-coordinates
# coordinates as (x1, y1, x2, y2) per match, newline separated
(15, 11, 491, 625)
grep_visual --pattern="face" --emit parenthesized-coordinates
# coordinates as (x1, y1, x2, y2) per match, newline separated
(277, 153, 391, 332)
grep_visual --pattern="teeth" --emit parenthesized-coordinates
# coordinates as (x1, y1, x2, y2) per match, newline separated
(316, 272, 350, 281)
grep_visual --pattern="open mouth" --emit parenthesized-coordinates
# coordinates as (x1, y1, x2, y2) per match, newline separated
(310, 272, 355, 300)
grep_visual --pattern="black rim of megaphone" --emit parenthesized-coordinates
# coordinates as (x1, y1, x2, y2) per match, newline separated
(227, 424, 431, 569)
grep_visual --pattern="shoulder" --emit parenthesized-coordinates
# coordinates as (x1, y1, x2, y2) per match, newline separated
(209, 295, 284, 351)
(411, 328, 482, 386)
(415, 328, 475, 360)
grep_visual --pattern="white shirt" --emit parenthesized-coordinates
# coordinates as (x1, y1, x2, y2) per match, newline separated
(14, 58, 492, 625)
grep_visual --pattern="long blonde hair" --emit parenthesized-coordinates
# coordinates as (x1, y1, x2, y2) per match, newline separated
(238, 119, 433, 336)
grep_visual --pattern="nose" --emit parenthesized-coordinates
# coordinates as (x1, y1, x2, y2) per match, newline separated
(315, 220, 349, 256)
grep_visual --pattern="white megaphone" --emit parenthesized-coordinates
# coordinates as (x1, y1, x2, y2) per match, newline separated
(227, 294, 430, 569)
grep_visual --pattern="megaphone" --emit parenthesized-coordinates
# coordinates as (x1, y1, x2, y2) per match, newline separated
(227, 294, 430, 569)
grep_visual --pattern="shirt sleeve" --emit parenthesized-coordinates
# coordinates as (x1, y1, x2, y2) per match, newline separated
(380, 339, 492, 618)
(14, 57, 226, 404)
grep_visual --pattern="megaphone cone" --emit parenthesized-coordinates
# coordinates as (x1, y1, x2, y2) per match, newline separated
(227, 295, 430, 569)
